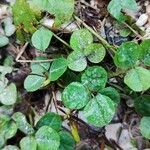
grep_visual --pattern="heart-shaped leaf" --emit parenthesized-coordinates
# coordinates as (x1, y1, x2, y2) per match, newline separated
(108, 0, 137, 22)
(134, 95, 150, 116)
(81, 66, 107, 92)
(0, 83, 17, 105)
(20, 136, 37, 150)
(59, 131, 75, 150)
(67, 51, 87, 72)
(83, 94, 115, 127)
(70, 29, 93, 51)
(35, 126, 60, 150)
(0, 115, 17, 140)
(12, 112, 34, 135)
(140, 39, 150, 66)
(0, 35, 9, 47)
(49, 58, 67, 81)
(62, 82, 91, 109)
(24, 75, 46, 92)
(114, 42, 141, 69)
(84, 43, 106, 63)
(100, 87, 120, 106)
(31, 56, 50, 74)
(36, 112, 62, 131)
(140, 117, 150, 139)
(32, 27, 53, 51)
(124, 67, 150, 92)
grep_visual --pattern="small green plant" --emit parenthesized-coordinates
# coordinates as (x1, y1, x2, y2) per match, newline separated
(62, 66, 120, 127)
(0, 0, 150, 148)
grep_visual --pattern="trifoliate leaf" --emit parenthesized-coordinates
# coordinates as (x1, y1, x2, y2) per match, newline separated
(0, 35, 9, 47)
(140, 39, 150, 66)
(114, 42, 142, 69)
(67, 51, 87, 72)
(62, 82, 91, 109)
(20, 136, 37, 150)
(108, 0, 138, 22)
(100, 87, 120, 106)
(31, 27, 53, 51)
(59, 131, 75, 150)
(70, 29, 93, 51)
(24, 75, 46, 92)
(0, 83, 17, 105)
(81, 66, 107, 92)
(84, 43, 106, 63)
(140, 117, 150, 139)
(12, 112, 34, 135)
(49, 58, 67, 81)
(31, 0, 74, 27)
(83, 94, 115, 127)
(36, 112, 62, 131)
(124, 67, 150, 92)
(35, 126, 60, 150)
(134, 95, 150, 116)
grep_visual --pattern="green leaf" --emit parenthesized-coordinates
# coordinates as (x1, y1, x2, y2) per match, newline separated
(36, 112, 62, 131)
(134, 95, 150, 116)
(24, 75, 46, 92)
(140, 117, 150, 139)
(35, 126, 60, 150)
(2, 145, 19, 150)
(20, 136, 37, 150)
(114, 42, 142, 68)
(108, 0, 137, 22)
(70, 29, 93, 51)
(84, 43, 106, 63)
(124, 67, 150, 92)
(83, 94, 115, 127)
(62, 82, 91, 109)
(32, 27, 53, 51)
(59, 131, 75, 150)
(0, 66, 12, 73)
(49, 58, 67, 81)
(100, 87, 120, 106)
(0, 115, 17, 140)
(31, 0, 74, 27)
(12, 112, 34, 135)
(0, 35, 9, 47)
(31, 56, 50, 74)
(67, 51, 87, 72)
(12, 0, 39, 41)
(0, 136, 5, 149)
(0, 83, 17, 105)
(1, 121, 17, 140)
(140, 39, 150, 66)
(81, 66, 107, 92)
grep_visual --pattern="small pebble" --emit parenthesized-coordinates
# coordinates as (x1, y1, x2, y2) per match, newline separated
(136, 14, 148, 27)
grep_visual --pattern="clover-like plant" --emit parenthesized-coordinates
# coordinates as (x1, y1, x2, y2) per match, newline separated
(62, 66, 120, 127)
(114, 41, 150, 92)
(67, 29, 106, 72)
(24, 56, 67, 92)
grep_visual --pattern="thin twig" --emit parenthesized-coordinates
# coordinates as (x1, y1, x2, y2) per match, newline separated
(15, 42, 54, 63)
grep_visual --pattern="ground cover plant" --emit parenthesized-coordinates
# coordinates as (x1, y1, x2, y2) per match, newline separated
(0, 0, 150, 149)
